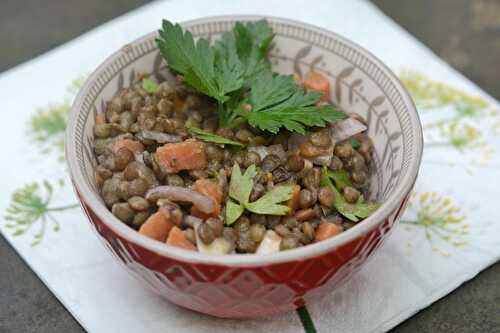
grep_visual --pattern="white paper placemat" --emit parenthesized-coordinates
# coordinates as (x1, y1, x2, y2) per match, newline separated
(1, 0, 499, 332)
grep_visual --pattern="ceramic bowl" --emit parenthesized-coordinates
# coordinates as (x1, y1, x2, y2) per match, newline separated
(66, 15, 423, 318)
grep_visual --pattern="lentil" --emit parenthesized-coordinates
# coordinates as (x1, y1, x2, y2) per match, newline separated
(132, 211, 150, 229)
(286, 154, 304, 172)
(261, 154, 281, 172)
(128, 196, 150, 211)
(318, 187, 335, 207)
(205, 218, 223, 237)
(112, 203, 135, 224)
(343, 186, 361, 203)
(249, 224, 266, 243)
(280, 235, 300, 250)
(295, 208, 316, 222)
(198, 223, 216, 245)
(310, 129, 331, 147)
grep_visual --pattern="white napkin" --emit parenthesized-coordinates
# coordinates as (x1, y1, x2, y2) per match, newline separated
(1, 0, 499, 332)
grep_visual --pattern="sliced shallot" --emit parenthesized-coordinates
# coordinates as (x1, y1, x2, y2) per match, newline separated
(331, 117, 367, 143)
(140, 130, 182, 143)
(145, 186, 214, 214)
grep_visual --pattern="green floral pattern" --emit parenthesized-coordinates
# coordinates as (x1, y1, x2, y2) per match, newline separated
(399, 69, 498, 255)
(4, 181, 79, 246)
(401, 192, 467, 256)
(28, 76, 86, 160)
(400, 69, 498, 155)
(3, 76, 86, 245)
(399, 69, 488, 110)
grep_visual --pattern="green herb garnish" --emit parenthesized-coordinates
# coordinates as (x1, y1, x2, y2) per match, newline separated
(246, 186, 294, 215)
(225, 164, 293, 225)
(321, 167, 379, 222)
(245, 71, 347, 134)
(189, 127, 245, 147)
(348, 137, 361, 149)
(4, 181, 79, 246)
(324, 169, 352, 190)
(142, 78, 160, 94)
(157, 20, 243, 104)
(156, 19, 345, 132)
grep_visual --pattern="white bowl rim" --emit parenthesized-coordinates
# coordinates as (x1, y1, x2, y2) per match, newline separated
(66, 14, 423, 267)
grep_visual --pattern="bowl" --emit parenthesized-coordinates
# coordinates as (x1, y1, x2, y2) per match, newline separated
(66, 15, 423, 318)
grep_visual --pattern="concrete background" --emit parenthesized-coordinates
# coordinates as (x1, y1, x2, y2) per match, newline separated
(0, 0, 499, 332)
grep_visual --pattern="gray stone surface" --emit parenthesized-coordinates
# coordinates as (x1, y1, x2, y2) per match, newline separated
(0, 1, 499, 332)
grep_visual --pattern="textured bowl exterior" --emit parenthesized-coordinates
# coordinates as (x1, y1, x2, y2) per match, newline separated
(79, 189, 410, 318)
(67, 16, 423, 318)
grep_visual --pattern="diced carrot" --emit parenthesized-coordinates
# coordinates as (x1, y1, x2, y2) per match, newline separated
(190, 178, 223, 219)
(139, 211, 174, 242)
(299, 142, 329, 157)
(287, 185, 301, 214)
(155, 141, 207, 173)
(173, 96, 185, 112)
(166, 226, 196, 251)
(315, 222, 343, 242)
(304, 71, 330, 101)
(95, 113, 106, 125)
(159, 205, 183, 227)
(112, 139, 145, 154)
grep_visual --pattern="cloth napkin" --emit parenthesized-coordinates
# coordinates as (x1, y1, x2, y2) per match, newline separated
(1, 0, 499, 332)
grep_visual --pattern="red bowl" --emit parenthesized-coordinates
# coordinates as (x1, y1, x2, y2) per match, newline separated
(67, 16, 423, 318)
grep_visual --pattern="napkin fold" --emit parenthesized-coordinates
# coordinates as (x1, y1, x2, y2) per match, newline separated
(1, 0, 499, 332)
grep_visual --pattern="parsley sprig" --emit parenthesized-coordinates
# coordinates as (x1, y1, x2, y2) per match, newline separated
(320, 167, 379, 222)
(156, 19, 345, 133)
(142, 78, 160, 94)
(189, 127, 245, 147)
(225, 164, 294, 225)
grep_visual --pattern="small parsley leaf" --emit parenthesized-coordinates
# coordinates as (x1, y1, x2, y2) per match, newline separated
(224, 163, 294, 225)
(320, 167, 379, 222)
(142, 78, 160, 94)
(246, 185, 293, 215)
(189, 127, 245, 147)
(228, 163, 257, 205)
(225, 200, 245, 225)
(351, 201, 380, 219)
(325, 169, 352, 190)
(348, 137, 361, 149)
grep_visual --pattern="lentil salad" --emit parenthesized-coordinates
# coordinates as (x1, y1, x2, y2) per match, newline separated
(92, 19, 379, 255)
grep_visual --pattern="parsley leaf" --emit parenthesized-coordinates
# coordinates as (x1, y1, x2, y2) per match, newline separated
(189, 127, 245, 147)
(157, 19, 345, 134)
(246, 185, 293, 215)
(351, 201, 380, 219)
(228, 163, 257, 205)
(325, 169, 352, 190)
(320, 167, 379, 222)
(225, 200, 245, 225)
(348, 137, 361, 149)
(225, 163, 293, 225)
(157, 20, 240, 103)
(244, 72, 346, 134)
(142, 78, 160, 94)
(248, 71, 296, 111)
(234, 20, 274, 79)
(213, 32, 245, 96)
(244, 71, 347, 134)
